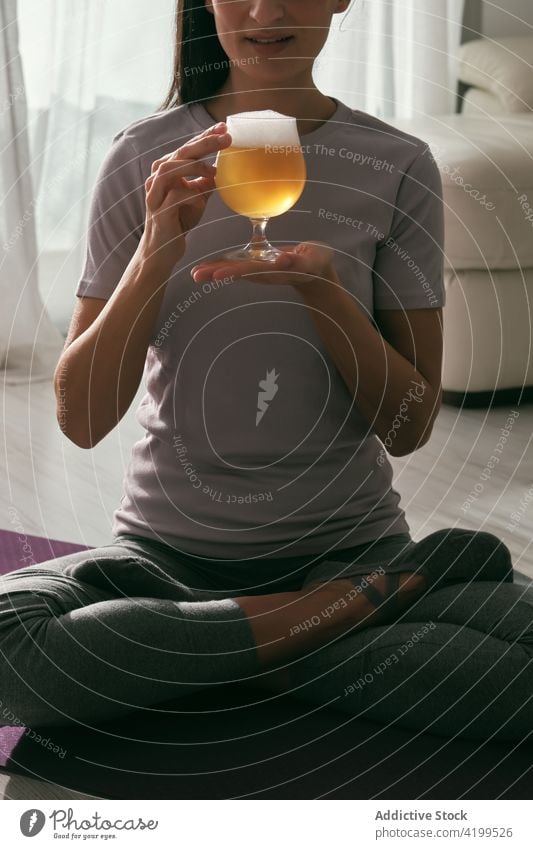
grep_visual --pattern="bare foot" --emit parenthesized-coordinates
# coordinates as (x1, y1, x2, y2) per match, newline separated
(234, 570, 427, 668)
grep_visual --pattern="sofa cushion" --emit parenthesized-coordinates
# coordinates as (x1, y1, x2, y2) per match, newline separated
(462, 88, 505, 116)
(458, 36, 533, 113)
(442, 267, 533, 393)
(391, 114, 533, 270)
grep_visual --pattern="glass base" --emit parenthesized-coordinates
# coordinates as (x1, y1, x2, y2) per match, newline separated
(218, 217, 284, 263)
(223, 243, 283, 263)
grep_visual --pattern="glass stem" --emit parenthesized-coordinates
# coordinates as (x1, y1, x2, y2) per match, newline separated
(249, 217, 270, 254)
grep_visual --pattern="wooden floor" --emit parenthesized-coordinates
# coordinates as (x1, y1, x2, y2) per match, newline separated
(0, 772, 97, 800)
(1, 378, 532, 798)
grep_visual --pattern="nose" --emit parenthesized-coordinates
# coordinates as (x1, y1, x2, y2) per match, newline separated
(247, 0, 285, 24)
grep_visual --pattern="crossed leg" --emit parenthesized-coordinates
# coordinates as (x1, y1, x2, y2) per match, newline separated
(234, 569, 426, 665)
(0, 529, 525, 742)
(271, 579, 533, 743)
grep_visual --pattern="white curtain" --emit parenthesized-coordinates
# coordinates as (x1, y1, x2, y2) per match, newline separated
(18, 0, 176, 339)
(315, 0, 466, 118)
(0, 0, 64, 384)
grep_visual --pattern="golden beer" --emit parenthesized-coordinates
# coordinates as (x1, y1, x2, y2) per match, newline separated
(215, 145, 306, 218)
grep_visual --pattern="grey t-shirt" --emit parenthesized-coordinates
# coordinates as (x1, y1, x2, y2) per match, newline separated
(76, 98, 445, 561)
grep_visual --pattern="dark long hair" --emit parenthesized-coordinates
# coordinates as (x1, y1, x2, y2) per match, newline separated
(159, 0, 229, 109)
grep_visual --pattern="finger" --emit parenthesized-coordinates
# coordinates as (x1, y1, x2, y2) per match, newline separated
(191, 251, 292, 277)
(191, 249, 293, 272)
(152, 158, 216, 178)
(150, 159, 213, 174)
(211, 269, 299, 286)
(161, 177, 217, 212)
(158, 163, 217, 185)
(150, 124, 230, 172)
(172, 125, 232, 163)
(148, 164, 215, 207)
(192, 257, 294, 283)
(146, 174, 166, 209)
(277, 244, 299, 255)
(183, 175, 217, 192)
(170, 175, 217, 203)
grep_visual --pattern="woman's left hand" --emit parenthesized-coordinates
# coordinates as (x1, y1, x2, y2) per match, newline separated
(190, 241, 337, 294)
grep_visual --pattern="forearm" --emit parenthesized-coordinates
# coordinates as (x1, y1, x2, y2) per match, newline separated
(55, 246, 176, 448)
(299, 274, 437, 455)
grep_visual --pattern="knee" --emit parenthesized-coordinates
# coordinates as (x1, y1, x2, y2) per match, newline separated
(0, 660, 62, 729)
(476, 531, 513, 570)
(476, 530, 509, 549)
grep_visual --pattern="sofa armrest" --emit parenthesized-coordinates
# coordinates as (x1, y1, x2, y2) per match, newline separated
(462, 88, 508, 116)
(458, 36, 533, 113)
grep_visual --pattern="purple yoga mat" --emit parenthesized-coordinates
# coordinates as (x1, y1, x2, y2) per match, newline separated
(0, 527, 90, 576)
(0, 528, 90, 771)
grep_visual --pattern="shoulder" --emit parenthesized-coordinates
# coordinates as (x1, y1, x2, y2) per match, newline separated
(334, 101, 434, 174)
(90, 104, 203, 203)
(109, 104, 201, 163)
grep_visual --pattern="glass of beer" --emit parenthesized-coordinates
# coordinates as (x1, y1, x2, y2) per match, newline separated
(214, 110, 306, 262)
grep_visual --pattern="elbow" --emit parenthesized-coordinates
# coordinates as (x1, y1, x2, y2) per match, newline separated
(72, 433, 99, 450)
(58, 423, 94, 449)
(56, 415, 101, 450)
(395, 428, 434, 457)
(390, 439, 427, 458)
(387, 424, 434, 458)
(388, 444, 413, 458)
(390, 387, 441, 457)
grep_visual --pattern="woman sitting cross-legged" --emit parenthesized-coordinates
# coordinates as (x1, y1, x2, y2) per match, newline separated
(1, 0, 531, 743)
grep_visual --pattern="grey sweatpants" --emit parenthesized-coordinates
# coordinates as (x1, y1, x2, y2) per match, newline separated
(0, 530, 532, 742)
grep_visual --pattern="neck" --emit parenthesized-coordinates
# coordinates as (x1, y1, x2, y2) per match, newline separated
(202, 71, 338, 137)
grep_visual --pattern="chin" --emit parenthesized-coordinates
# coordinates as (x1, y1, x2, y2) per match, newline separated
(242, 64, 305, 85)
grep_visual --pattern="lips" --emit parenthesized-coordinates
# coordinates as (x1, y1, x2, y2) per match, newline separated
(245, 34, 294, 44)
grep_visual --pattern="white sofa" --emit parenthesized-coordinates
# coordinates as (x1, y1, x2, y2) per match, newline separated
(458, 35, 533, 115)
(387, 36, 533, 406)
(392, 112, 533, 406)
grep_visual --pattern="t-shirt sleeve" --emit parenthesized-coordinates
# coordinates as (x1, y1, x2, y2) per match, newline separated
(76, 131, 145, 299)
(373, 145, 445, 310)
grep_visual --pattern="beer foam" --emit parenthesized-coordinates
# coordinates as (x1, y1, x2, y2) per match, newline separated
(226, 110, 300, 148)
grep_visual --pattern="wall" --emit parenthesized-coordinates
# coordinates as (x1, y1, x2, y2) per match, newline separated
(462, 0, 482, 42)
(482, 0, 533, 38)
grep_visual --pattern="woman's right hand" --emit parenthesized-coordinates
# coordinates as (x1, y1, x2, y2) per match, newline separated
(139, 122, 232, 266)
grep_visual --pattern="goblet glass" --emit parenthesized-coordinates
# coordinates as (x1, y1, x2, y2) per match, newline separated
(214, 110, 306, 262)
